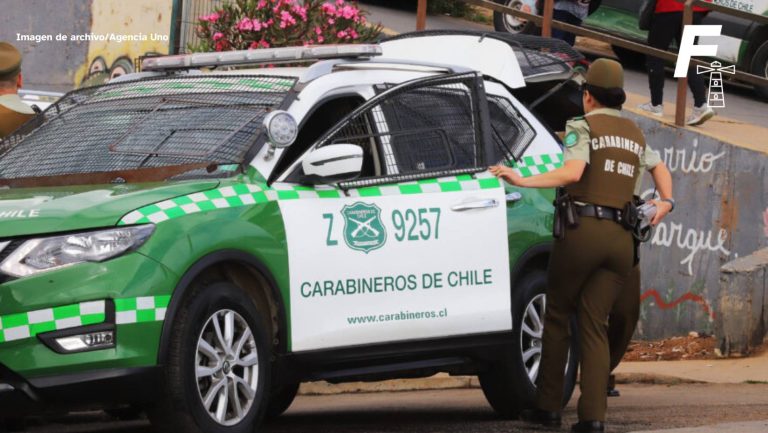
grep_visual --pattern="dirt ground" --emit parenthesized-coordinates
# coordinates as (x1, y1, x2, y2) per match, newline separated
(622, 334, 768, 362)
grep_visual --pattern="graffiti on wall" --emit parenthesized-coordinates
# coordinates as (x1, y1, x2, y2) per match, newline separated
(625, 113, 768, 338)
(641, 289, 716, 321)
(81, 53, 161, 87)
(74, 0, 172, 87)
(639, 139, 732, 276)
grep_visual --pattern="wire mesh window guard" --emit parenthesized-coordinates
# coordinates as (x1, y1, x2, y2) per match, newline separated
(0, 75, 297, 180)
(487, 95, 536, 164)
(296, 73, 489, 189)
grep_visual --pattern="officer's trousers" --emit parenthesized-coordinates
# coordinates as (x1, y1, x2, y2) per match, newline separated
(535, 217, 634, 422)
(609, 265, 641, 371)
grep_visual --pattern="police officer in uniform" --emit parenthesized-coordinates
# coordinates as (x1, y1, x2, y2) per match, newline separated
(0, 42, 35, 140)
(491, 58, 672, 433)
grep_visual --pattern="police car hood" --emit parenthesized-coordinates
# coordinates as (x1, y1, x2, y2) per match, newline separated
(0, 180, 219, 237)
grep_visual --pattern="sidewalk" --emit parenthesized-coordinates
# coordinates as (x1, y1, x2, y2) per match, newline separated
(577, 37, 768, 154)
(633, 420, 768, 433)
(624, 92, 768, 155)
(614, 349, 768, 384)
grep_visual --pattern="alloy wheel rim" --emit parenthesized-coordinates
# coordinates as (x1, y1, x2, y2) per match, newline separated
(196, 309, 259, 426)
(503, 0, 528, 33)
(520, 293, 545, 384)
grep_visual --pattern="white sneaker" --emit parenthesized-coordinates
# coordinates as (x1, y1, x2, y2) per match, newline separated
(686, 105, 715, 126)
(637, 102, 664, 116)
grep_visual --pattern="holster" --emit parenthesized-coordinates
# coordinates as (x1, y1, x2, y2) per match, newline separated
(553, 188, 579, 239)
(620, 201, 639, 231)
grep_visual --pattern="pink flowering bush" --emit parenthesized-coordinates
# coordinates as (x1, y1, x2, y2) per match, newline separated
(191, 0, 382, 52)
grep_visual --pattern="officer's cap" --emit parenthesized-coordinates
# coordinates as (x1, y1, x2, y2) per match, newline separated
(0, 42, 22, 78)
(585, 58, 624, 90)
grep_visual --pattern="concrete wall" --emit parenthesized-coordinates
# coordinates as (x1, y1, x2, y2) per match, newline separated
(0, 0, 173, 92)
(718, 248, 768, 355)
(629, 113, 768, 339)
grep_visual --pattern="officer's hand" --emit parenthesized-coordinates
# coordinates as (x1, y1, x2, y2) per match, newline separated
(489, 165, 523, 186)
(649, 199, 672, 226)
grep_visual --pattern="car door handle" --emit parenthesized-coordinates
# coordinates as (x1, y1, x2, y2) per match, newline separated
(506, 192, 523, 203)
(451, 199, 499, 212)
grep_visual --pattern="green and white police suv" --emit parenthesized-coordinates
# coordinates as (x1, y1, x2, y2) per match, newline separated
(0, 32, 580, 432)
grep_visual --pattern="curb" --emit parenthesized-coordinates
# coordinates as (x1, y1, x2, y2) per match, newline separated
(297, 372, 702, 396)
(299, 374, 478, 396)
(613, 372, 703, 385)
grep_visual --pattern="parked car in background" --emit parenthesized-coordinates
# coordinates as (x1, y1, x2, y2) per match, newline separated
(18, 90, 62, 111)
(492, 0, 768, 99)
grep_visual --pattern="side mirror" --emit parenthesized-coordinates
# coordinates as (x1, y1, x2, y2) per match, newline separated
(302, 144, 363, 184)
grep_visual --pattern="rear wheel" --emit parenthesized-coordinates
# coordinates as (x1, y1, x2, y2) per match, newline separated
(149, 281, 270, 433)
(479, 270, 578, 418)
(750, 40, 768, 100)
(493, 0, 539, 35)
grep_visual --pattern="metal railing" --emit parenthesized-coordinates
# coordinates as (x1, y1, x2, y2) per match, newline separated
(414, 0, 768, 127)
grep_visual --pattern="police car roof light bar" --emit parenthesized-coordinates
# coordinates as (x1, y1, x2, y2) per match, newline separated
(141, 44, 383, 71)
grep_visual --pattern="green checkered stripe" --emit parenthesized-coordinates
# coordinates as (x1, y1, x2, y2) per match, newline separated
(0, 301, 106, 344)
(509, 153, 564, 177)
(119, 172, 502, 225)
(115, 295, 170, 325)
(0, 296, 171, 344)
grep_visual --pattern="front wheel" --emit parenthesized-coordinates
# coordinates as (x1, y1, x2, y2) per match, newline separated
(148, 281, 271, 433)
(479, 270, 578, 418)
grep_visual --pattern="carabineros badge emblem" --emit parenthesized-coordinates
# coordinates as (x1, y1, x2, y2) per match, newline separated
(341, 202, 387, 253)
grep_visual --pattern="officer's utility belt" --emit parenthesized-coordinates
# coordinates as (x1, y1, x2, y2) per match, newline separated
(576, 204, 623, 223)
(576, 202, 638, 232)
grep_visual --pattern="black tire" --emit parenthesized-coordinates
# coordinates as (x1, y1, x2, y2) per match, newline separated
(148, 281, 271, 433)
(479, 270, 578, 418)
(493, 0, 540, 35)
(265, 382, 299, 419)
(612, 45, 646, 69)
(750, 40, 768, 101)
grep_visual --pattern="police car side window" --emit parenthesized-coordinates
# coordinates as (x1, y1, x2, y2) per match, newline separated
(374, 84, 480, 175)
(487, 96, 536, 164)
(286, 73, 488, 186)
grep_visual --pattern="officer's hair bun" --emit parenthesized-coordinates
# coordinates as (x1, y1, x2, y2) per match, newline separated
(585, 84, 626, 109)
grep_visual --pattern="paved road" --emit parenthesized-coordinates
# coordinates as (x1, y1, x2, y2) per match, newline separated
(362, 2, 767, 126)
(18, 384, 768, 433)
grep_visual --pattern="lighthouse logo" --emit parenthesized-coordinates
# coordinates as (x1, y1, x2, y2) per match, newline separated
(675, 25, 737, 108)
(696, 61, 735, 108)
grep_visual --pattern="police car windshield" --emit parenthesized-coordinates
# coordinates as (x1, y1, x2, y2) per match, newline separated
(0, 75, 296, 181)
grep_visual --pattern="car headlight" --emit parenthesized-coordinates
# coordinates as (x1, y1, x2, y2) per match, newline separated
(0, 225, 155, 278)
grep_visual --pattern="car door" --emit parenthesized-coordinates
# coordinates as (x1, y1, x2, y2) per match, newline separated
(277, 72, 512, 352)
